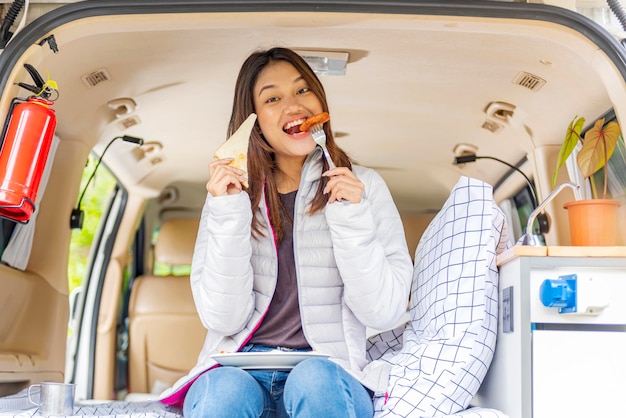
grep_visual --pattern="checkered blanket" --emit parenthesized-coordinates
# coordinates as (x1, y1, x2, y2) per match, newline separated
(367, 176, 510, 417)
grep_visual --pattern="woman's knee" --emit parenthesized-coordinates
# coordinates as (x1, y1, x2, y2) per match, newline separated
(284, 358, 339, 407)
(288, 358, 339, 384)
(284, 359, 373, 417)
(183, 367, 266, 418)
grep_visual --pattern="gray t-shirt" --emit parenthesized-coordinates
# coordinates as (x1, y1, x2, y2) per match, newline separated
(248, 190, 310, 349)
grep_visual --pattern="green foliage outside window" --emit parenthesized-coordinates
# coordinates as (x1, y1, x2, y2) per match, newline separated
(153, 262, 192, 276)
(68, 155, 117, 293)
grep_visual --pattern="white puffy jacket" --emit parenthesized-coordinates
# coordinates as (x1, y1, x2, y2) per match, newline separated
(160, 151, 413, 406)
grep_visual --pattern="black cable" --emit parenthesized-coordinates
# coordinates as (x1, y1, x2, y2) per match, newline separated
(453, 154, 538, 208)
(454, 153, 551, 234)
(70, 135, 143, 229)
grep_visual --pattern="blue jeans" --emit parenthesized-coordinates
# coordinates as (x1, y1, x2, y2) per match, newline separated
(183, 344, 374, 418)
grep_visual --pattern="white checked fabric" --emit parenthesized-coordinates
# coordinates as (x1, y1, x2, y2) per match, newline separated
(367, 176, 510, 417)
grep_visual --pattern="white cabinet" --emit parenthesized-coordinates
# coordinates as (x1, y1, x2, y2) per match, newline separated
(474, 247, 626, 418)
(532, 330, 626, 417)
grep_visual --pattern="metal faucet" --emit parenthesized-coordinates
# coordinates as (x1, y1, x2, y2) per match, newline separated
(517, 182, 580, 246)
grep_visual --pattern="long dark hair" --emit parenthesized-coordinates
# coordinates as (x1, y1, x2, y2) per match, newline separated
(228, 47, 351, 241)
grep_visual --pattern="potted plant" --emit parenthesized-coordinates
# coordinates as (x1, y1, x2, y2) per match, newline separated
(552, 115, 622, 245)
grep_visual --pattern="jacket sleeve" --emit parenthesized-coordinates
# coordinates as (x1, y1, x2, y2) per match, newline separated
(190, 191, 255, 335)
(324, 167, 413, 330)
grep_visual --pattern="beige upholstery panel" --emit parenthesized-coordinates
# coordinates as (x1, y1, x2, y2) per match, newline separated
(128, 275, 206, 394)
(154, 218, 199, 265)
(92, 194, 145, 400)
(130, 276, 200, 316)
(94, 259, 124, 400)
(0, 265, 68, 396)
(127, 218, 205, 394)
(401, 213, 436, 259)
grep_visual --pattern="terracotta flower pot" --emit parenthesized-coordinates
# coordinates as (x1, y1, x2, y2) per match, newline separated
(563, 199, 621, 246)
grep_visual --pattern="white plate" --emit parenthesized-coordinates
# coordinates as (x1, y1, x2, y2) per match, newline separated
(211, 351, 330, 370)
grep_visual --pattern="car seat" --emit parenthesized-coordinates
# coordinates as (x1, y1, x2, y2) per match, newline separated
(127, 217, 206, 395)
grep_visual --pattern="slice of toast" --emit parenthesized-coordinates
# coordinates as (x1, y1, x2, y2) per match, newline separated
(213, 113, 257, 187)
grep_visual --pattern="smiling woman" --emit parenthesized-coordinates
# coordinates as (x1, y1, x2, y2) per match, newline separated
(0, 1, 626, 417)
(173, 46, 413, 417)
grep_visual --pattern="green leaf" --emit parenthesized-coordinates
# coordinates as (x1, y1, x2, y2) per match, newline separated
(552, 116, 584, 187)
(577, 119, 620, 178)
(577, 118, 620, 198)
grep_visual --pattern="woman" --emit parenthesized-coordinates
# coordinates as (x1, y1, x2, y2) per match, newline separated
(163, 47, 413, 417)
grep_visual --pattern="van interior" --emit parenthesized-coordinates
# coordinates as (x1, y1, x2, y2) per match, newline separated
(0, 1, 625, 416)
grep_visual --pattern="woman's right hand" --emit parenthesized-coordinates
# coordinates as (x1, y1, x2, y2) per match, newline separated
(206, 158, 247, 196)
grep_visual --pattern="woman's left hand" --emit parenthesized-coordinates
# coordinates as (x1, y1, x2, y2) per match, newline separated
(323, 167, 365, 204)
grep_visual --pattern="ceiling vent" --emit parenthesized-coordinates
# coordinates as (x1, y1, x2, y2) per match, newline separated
(481, 119, 503, 133)
(81, 68, 112, 88)
(513, 71, 546, 92)
(118, 115, 141, 130)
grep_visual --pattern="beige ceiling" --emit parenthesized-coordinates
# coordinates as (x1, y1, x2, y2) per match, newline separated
(2, 4, 622, 215)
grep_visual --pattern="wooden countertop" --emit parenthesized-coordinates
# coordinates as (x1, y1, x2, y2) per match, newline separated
(497, 245, 626, 266)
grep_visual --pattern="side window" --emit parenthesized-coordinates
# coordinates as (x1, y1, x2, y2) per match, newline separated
(499, 184, 545, 246)
(513, 185, 534, 232)
(68, 155, 117, 296)
(595, 134, 626, 244)
(593, 134, 626, 202)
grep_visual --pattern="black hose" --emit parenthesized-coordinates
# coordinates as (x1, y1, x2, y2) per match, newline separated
(0, 0, 26, 47)
(607, 0, 626, 32)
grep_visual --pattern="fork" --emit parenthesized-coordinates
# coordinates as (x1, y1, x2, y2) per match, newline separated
(310, 123, 336, 169)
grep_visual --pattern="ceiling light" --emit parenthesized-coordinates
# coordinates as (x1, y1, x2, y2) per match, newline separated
(294, 50, 349, 75)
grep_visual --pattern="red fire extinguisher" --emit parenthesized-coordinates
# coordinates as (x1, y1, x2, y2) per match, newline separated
(0, 64, 57, 223)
